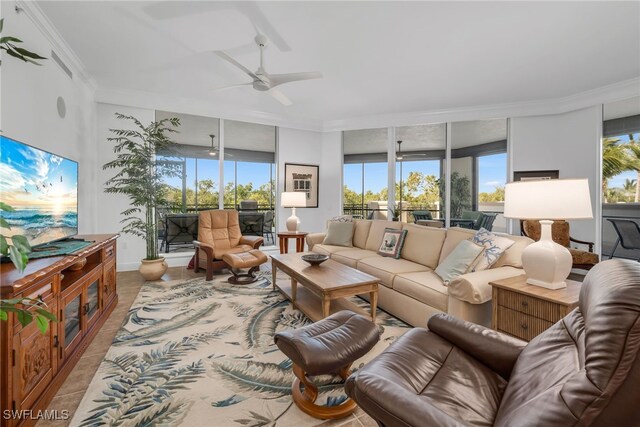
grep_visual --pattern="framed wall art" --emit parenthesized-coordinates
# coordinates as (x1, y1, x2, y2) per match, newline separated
(513, 170, 559, 182)
(284, 163, 319, 208)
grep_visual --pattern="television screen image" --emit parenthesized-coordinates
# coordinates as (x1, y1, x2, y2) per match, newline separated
(0, 135, 78, 246)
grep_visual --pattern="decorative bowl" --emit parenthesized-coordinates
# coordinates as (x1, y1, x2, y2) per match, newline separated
(301, 254, 329, 266)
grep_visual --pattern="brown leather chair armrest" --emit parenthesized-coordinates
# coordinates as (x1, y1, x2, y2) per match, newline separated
(194, 240, 214, 258)
(427, 313, 526, 380)
(239, 235, 264, 249)
(346, 366, 466, 427)
(569, 236, 594, 252)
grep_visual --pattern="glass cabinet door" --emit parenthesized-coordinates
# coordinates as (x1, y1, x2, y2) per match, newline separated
(63, 294, 81, 348)
(86, 279, 100, 319)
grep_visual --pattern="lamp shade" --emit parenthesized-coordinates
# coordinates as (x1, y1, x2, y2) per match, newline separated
(504, 178, 593, 220)
(281, 191, 306, 208)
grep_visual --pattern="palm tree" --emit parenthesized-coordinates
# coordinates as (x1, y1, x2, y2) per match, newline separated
(623, 178, 637, 202)
(602, 138, 631, 202)
(626, 133, 640, 202)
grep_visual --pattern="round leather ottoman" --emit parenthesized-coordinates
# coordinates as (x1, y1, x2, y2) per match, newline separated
(274, 310, 380, 419)
(221, 250, 268, 284)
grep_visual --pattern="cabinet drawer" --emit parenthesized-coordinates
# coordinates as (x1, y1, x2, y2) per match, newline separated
(497, 306, 553, 341)
(13, 277, 57, 333)
(497, 289, 562, 322)
(103, 242, 116, 261)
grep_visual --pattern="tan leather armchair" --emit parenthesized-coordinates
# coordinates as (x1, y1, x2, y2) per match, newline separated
(346, 259, 640, 427)
(194, 210, 263, 280)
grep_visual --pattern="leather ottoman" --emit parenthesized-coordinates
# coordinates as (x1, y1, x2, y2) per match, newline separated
(221, 249, 268, 284)
(274, 310, 380, 419)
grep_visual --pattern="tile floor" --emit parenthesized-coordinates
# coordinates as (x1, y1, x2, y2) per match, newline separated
(37, 266, 377, 427)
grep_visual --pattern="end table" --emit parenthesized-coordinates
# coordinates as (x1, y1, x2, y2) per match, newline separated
(278, 231, 308, 254)
(489, 275, 581, 341)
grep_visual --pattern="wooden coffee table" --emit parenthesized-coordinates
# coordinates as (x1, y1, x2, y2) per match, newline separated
(271, 253, 379, 322)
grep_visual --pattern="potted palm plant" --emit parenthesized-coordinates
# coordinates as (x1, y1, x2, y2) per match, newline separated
(103, 113, 181, 280)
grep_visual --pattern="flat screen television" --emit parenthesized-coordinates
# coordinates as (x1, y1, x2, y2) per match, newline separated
(0, 135, 78, 246)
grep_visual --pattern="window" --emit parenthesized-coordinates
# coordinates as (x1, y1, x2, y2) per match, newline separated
(601, 97, 640, 260)
(343, 128, 388, 219)
(451, 119, 507, 231)
(395, 124, 446, 222)
(155, 111, 221, 213)
(223, 120, 276, 212)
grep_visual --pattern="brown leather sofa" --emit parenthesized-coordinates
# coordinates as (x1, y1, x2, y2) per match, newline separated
(345, 259, 640, 427)
(194, 210, 263, 280)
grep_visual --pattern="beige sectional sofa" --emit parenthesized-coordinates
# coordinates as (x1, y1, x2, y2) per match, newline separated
(306, 220, 533, 327)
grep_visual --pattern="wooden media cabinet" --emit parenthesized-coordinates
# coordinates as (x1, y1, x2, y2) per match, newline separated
(0, 234, 119, 427)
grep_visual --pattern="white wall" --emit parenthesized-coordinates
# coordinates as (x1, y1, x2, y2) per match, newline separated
(96, 103, 155, 270)
(510, 106, 602, 247)
(0, 2, 97, 234)
(277, 128, 342, 251)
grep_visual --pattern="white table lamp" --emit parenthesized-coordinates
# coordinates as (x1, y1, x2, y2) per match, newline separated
(281, 192, 306, 232)
(504, 178, 593, 289)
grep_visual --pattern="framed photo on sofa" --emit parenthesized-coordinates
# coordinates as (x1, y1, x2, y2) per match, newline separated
(284, 163, 319, 208)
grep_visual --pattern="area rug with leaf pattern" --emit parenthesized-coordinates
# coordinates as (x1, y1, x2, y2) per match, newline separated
(71, 268, 411, 427)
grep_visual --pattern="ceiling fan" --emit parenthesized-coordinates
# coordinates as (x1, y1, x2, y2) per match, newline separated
(396, 140, 428, 160)
(214, 35, 322, 106)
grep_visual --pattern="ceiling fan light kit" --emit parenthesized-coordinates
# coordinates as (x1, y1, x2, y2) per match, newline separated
(214, 34, 322, 106)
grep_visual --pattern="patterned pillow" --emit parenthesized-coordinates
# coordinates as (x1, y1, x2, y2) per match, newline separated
(377, 228, 408, 259)
(329, 215, 353, 223)
(471, 228, 515, 271)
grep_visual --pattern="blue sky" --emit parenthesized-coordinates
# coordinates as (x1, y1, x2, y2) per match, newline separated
(0, 136, 77, 210)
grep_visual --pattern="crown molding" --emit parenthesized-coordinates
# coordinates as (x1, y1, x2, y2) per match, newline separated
(15, 0, 97, 91)
(94, 87, 323, 132)
(321, 77, 640, 131)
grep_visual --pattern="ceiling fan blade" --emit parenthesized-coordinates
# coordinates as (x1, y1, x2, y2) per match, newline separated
(214, 51, 260, 81)
(268, 88, 292, 106)
(212, 82, 253, 92)
(269, 71, 323, 88)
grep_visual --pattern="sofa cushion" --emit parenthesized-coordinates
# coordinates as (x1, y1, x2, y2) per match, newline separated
(439, 227, 476, 264)
(365, 220, 402, 251)
(401, 223, 447, 269)
(492, 235, 532, 269)
(393, 271, 449, 312)
(358, 256, 429, 288)
(322, 221, 354, 247)
(312, 244, 352, 256)
(353, 220, 372, 249)
(332, 249, 379, 268)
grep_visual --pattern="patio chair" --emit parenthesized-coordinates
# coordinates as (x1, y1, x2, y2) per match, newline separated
(263, 211, 275, 244)
(239, 200, 259, 211)
(607, 218, 640, 261)
(477, 212, 498, 231)
(412, 210, 433, 223)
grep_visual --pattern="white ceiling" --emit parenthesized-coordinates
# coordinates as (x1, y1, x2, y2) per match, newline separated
(39, 1, 640, 127)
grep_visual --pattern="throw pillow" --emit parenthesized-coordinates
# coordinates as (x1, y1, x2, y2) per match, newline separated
(377, 228, 408, 259)
(472, 228, 515, 271)
(329, 215, 353, 223)
(435, 240, 485, 284)
(322, 221, 354, 247)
